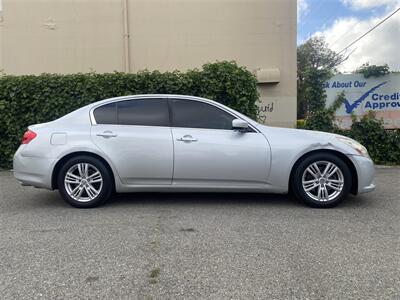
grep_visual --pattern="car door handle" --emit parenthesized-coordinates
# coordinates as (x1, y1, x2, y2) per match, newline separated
(96, 131, 117, 138)
(177, 135, 198, 142)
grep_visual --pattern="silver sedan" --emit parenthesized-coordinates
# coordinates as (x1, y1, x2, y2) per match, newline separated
(13, 94, 375, 208)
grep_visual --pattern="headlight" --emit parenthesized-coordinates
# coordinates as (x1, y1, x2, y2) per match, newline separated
(336, 136, 370, 157)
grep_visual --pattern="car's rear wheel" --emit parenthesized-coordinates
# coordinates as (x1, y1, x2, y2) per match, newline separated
(57, 155, 113, 208)
(292, 153, 352, 208)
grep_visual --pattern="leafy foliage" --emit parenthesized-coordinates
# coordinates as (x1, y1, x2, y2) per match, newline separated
(297, 37, 344, 117)
(355, 63, 390, 78)
(348, 113, 400, 165)
(303, 92, 345, 133)
(297, 39, 399, 165)
(0, 61, 259, 168)
(302, 96, 400, 165)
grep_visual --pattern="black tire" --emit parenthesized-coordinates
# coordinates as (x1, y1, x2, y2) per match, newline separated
(57, 155, 114, 208)
(292, 153, 352, 208)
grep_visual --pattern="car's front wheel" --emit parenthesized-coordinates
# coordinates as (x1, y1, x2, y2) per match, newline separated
(292, 153, 352, 208)
(57, 155, 113, 208)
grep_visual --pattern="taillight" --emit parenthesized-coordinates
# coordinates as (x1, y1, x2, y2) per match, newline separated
(21, 130, 37, 144)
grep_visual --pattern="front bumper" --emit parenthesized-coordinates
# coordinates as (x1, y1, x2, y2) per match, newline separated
(13, 146, 55, 189)
(349, 154, 376, 194)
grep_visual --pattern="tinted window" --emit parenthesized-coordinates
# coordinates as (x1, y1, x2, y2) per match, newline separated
(170, 99, 235, 130)
(117, 99, 169, 126)
(93, 102, 117, 124)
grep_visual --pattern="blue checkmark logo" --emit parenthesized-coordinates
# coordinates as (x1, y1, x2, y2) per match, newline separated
(342, 81, 388, 113)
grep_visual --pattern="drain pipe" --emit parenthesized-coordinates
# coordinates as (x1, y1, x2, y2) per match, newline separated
(122, 0, 131, 73)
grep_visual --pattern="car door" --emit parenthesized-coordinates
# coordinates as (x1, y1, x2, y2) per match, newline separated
(90, 98, 173, 185)
(169, 98, 271, 187)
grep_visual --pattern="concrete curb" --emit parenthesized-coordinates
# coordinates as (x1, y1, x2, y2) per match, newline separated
(375, 165, 400, 169)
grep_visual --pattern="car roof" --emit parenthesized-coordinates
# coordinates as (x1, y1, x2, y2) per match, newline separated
(89, 94, 219, 107)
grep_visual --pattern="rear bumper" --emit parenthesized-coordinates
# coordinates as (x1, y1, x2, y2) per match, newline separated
(349, 155, 376, 194)
(13, 147, 55, 189)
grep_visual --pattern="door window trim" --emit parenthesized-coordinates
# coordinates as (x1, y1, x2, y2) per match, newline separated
(90, 95, 259, 133)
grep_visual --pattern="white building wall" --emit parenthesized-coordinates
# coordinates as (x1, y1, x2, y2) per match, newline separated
(0, 0, 297, 127)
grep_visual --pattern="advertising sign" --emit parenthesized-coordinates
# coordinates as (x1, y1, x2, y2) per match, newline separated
(324, 73, 400, 129)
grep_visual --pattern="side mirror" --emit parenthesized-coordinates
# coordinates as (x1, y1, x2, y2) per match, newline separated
(232, 119, 249, 132)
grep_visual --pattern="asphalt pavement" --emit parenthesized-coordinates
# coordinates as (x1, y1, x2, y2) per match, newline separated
(0, 168, 399, 299)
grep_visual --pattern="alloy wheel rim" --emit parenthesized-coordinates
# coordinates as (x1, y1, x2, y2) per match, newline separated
(64, 163, 103, 202)
(302, 161, 344, 202)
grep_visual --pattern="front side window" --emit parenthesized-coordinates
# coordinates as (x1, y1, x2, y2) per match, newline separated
(170, 99, 235, 130)
(94, 98, 170, 127)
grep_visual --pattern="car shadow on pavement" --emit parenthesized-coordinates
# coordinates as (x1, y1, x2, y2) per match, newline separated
(23, 190, 68, 209)
(27, 190, 370, 209)
(106, 192, 370, 208)
(21, 190, 301, 209)
(107, 192, 301, 208)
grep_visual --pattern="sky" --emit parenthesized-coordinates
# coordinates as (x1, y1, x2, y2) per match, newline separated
(297, 0, 400, 73)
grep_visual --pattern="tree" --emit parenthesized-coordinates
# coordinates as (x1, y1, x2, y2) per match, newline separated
(297, 37, 344, 118)
(303, 91, 345, 133)
(355, 63, 390, 78)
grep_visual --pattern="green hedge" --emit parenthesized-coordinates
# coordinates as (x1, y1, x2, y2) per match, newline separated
(346, 114, 400, 165)
(0, 61, 259, 168)
(301, 107, 400, 165)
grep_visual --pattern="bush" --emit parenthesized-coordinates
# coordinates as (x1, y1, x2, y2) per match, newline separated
(303, 91, 344, 134)
(296, 119, 306, 129)
(355, 63, 390, 78)
(302, 105, 400, 165)
(0, 61, 259, 168)
(348, 113, 400, 165)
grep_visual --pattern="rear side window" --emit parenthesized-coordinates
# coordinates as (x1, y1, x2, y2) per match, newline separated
(117, 99, 169, 127)
(170, 99, 235, 130)
(93, 98, 170, 126)
(93, 102, 117, 124)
